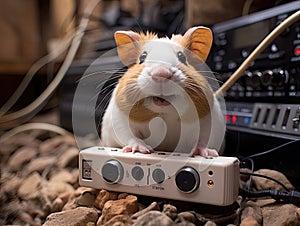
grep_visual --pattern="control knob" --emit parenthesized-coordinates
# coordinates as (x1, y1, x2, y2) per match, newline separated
(101, 159, 124, 184)
(175, 166, 200, 193)
(261, 70, 273, 86)
(272, 69, 288, 87)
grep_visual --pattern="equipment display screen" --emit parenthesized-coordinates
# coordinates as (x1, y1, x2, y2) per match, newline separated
(232, 20, 270, 49)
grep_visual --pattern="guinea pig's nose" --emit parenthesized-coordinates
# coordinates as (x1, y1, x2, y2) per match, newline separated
(151, 66, 172, 81)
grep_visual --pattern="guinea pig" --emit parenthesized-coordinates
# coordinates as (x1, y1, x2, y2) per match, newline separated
(100, 26, 225, 157)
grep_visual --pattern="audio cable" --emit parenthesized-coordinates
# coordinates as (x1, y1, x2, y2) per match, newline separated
(239, 188, 300, 205)
(238, 159, 300, 205)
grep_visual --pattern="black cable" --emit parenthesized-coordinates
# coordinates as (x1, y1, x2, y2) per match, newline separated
(239, 188, 300, 205)
(242, 139, 300, 160)
(240, 171, 290, 192)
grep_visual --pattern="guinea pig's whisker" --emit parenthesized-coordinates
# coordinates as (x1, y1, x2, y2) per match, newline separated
(95, 76, 120, 90)
(76, 68, 123, 83)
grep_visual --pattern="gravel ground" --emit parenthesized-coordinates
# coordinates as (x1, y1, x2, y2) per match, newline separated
(1, 110, 299, 226)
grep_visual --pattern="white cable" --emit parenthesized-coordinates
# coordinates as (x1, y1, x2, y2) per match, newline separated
(0, 122, 72, 143)
(0, 34, 74, 117)
(0, 0, 102, 130)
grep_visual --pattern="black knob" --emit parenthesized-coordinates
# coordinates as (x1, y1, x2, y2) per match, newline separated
(261, 70, 273, 86)
(272, 69, 288, 87)
(175, 167, 200, 193)
(244, 71, 253, 87)
(101, 159, 124, 184)
(251, 71, 262, 89)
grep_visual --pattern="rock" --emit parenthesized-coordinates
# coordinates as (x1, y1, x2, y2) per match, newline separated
(25, 156, 57, 175)
(177, 212, 197, 224)
(97, 195, 138, 225)
(18, 172, 43, 200)
(18, 211, 34, 225)
(262, 204, 300, 226)
(240, 201, 262, 225)
(58, 147, 79, 168)
(43, 207, 98, 226)
(204, 221, 217, 226)
(162, 204, 177, 220)
(77, 190, 97, 208)
(94, 190, 118, 210)
(40, 181, 75, 202)
(8, 146, 37, 171)
(50, 169, 78, 185)
(51, 191, 75, 212)
(100, 214, 133, 226)
(39, 135, 75, 154)
(240, 168, 252, 182)
(135, 211, 174, 226)
(118, 193, 129, 200)
(253, 169, 295, 191)
(86, 223, 96, 226)
(1, 175, 23, 195)
(254, 198, 276, 207)
(132, 202, 160, 219)
(51, 197, 65, 213)
(240, 216, 260, 226)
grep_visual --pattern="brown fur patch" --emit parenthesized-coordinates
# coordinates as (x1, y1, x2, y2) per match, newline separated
(115, 64, 158, 122)
(179, 64, 214, 119)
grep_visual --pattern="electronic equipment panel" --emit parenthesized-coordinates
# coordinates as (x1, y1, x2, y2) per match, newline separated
(206, 1, 300, 139)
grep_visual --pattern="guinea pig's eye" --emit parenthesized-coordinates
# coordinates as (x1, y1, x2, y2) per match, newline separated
(139, 51, 148, 64)
(177, 51, 187, 65)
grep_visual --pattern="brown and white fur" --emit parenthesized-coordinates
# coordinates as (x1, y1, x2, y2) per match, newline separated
(101, 26, 225, 157)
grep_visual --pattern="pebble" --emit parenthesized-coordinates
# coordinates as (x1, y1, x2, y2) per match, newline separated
(18, 172, 43, 200)
(25, 156, 57, 175)
(163, 204, 178, 220)
(240, 216, 260, 226)
(135, 211, 174, 226)
(76, 190, 97, 207)
(100, 214, 133, 226)
(39, 135, 74, 154)
(94, 190, 119, 210)
(58, 147, 79, 168)
(131, 202, 160, 219)
(204, 221, 217, 226)
(240, 201, 262, 225)
(42, 181, 75, 201)
(49, 169, 78, 184)
(43, 207, 98, 226)
(177, 212, 197, 224)
(97, 195, 138, 225)
(262, 204, 300, 226)
(8, 146, 37, 171)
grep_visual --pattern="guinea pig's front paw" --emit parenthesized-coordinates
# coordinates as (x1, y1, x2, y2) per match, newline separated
(192, 145, 219, 157)
(122, 138, 153, 154)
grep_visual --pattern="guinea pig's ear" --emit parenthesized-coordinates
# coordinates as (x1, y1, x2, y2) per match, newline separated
(114, 31, 140, 66)
(183, 26, 212, 62)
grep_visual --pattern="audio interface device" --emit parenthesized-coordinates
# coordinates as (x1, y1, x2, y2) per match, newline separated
(79, 147, 240, 206)
(206, 1, 300, 140)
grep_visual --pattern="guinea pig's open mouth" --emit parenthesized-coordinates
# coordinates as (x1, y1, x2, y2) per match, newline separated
(150, 95, 175, 106)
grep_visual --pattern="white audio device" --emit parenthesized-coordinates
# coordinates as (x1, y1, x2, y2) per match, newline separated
(79, 147, 240, 206)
